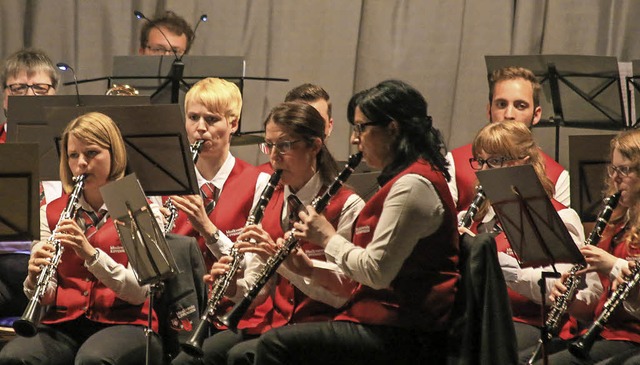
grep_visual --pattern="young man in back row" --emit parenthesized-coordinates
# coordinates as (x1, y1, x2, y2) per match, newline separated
(446, 66, 570, 212)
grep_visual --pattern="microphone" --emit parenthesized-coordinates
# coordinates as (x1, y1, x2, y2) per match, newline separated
(134, 10, 182, 61)
(193, 14, 208, 42)
(56, 62, 83, 106)
(134, 10, 185, 103)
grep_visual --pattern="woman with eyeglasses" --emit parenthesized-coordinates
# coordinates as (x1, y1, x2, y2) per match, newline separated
(172, 101, 364, 365)
(0, 112, 164, 364)
(458, 121, 586, 358)
(226, 80, 460, 365)
(538, 129, 640, 365)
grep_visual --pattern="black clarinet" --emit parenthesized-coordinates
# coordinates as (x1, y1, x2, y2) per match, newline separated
(458, 187, 485, 229)
(14, 175, 86, 337)
(180, 169, 282, 358)
(569, 260, 640, 359)
(527, 191, 621, 364)
(219, 152, 362, 331)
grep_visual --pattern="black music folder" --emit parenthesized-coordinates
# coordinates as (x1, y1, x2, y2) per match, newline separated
(0, 143, 40, 241)
(476, 164, 584, 268)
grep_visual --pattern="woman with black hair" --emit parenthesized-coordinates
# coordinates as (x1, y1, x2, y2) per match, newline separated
(251, 79, 460, 365)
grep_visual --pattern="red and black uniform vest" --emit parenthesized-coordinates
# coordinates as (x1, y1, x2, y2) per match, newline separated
(591, 222, 640, 343)
(43, 194, 155, 330)
(335, 160, 459, 332)
(171, 159, 261, 268)
(241, 185, 353, 335)
(451, 143, 564, 212)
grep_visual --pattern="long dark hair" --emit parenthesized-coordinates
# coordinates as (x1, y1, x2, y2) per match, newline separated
(347, 79, 449, 184)
(264, 102, 339, 185)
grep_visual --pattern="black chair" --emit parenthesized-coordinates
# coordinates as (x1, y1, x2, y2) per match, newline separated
(155, 233, 207, 364)
(448, 232, 518, 365)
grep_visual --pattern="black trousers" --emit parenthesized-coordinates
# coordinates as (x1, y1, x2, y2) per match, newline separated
(171, 329, 259, 365)
(534, 339, 638, 365)
(0, 317, 162, 365)
(254, 321, 447, 365)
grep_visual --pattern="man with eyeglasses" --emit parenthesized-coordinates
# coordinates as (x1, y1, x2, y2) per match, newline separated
(138, 10, 194, 57)
(446, 66, 570, 213)
(0, 48, 62, 319)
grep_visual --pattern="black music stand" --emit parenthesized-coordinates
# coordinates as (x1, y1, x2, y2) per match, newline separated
(627, 60, 640, 127)
(100, 173, 178, 365)
(42, 104, 198, 196)
(7, 95, 150, 180)
(0, 143, 39, 241)
(477, 164, 585, 364)
(485, 55, 626, 160)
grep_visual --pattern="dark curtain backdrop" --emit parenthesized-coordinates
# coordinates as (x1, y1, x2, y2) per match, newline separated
(1, 0, 639, 168)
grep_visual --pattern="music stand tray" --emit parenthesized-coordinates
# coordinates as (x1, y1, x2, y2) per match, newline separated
(43, 104, 198, 196)
(0, 143, 39, 241)
(7, 95, 150, 181)
(476, 164, 584, 268)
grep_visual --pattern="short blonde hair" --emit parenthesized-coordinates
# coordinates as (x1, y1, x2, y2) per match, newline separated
(185, 78, 242, 123)
(59, 112, 127, 193)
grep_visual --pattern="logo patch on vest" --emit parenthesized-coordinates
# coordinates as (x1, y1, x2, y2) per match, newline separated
(169, 304, 197, 332)
(110, 246, 126, 254)
(225, 227, 243, 239)
(354, 226, 370, 235)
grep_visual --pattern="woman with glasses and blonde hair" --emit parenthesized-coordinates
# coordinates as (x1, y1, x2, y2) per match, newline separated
(172, 101, 364, 365)
(541, 129, 640, 364)
(0, 112, 164, 364)
(460, 120, 585, 357)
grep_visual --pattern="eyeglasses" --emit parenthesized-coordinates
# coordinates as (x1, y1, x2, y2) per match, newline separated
(260, 140, 301, 155)
(469, 156, 514, 170)
(350, 121, 381, 135)
(5, 83, 53, 96)
(145, 45, 185, 56)
(607, 164, 636, 177)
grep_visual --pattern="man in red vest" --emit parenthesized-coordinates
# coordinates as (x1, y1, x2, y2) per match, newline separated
(446, 66, 570, 213)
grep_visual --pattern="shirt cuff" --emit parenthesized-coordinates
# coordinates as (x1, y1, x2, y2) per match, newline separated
(609, 258, 629, 282)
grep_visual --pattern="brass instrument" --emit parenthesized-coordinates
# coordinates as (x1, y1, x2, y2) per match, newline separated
(527, 191, 621, 364)
(105, 84, 139, 96)
(458, 187, 485, 229)
(164, 140, 205, 234)
(181, 169, 282, 357)
(219, 152, 363, 331)
(13, 174, 86, 337)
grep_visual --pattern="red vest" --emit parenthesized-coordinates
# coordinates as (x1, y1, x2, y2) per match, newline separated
(0, 122, 6, 143)
(257, 162, 274, 174)
(43, 194, 155, 330)
(171, 158, 261, 268)
(241, 185, 353, 334)
(592, 223, 640, 343)
(451, 143, 564, 212)
(335, 160, 459, 332)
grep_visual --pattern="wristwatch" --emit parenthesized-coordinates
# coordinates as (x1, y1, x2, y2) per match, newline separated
(210, 228, 220, 242)
(87, 249, 100, 265)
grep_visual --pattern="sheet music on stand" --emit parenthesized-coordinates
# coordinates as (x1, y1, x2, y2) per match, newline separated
(476, 164, 584, 268)
(0, 143, 39, 241)
(100, 173, 178, 285)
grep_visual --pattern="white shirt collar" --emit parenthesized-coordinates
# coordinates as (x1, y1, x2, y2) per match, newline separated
(284, 172, 323, 206)
(195, 151, 235, 192)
